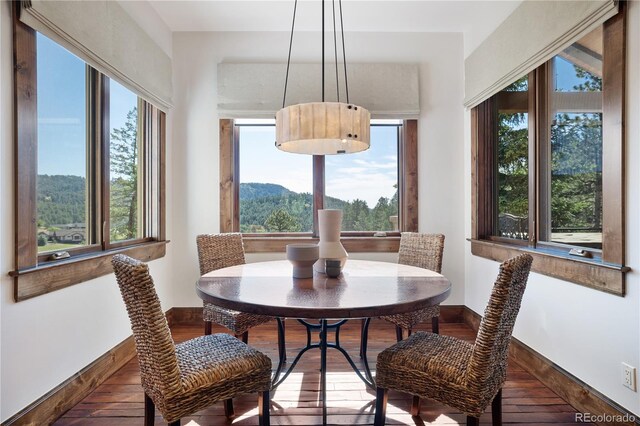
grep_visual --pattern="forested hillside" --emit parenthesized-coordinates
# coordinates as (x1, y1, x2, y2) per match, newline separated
(239, 183, 398, 233)
(37, 175, 86, 227)
(36, 178, 399, 234)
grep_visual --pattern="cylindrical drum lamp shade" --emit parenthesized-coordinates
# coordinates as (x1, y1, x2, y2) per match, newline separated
(276, 102, 370, 155)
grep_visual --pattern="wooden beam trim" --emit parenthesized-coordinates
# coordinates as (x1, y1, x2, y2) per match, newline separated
(219, 119, 234, 233)
(13, 4, 38, 270)
(601, 4, 626, 265)
(470, 239, 625, 296)
(470, 107, 479, 240)
(12, 240, 168, 301)
(401, 119, 418, 232)
(462, 308, 637, 426)
(1, 336, 136, 426)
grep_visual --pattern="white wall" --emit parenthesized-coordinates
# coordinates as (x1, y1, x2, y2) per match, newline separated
(117, 0, 172, 58)
(170, 31, 466, 307)
(463, 1, 640, 416)
(0, 0, 175, 421)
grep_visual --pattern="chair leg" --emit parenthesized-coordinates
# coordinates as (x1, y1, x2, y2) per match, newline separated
(395, 326, 403, 342)
(204, 321, 212, 335)
(407, 328, 413, 337)
(466, 416, 479, 426)
(492, 389, 502, 426)
(410, 395, 421, 416)
(431, 316, 440, 334)
(373, 387, 388, 426)
(278, 319, 287, 362)
(168, 421, 180, 426)
(223, 398, 235, 418)
(258, 390, 270, 426)
(144, 393, 155, 426)
(234, 331, 249, 344)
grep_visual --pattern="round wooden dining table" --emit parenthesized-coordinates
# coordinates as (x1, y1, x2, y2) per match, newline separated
(196, 259, 451, 425)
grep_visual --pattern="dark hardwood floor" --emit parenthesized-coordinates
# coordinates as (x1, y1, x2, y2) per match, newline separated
(55, 319, 591, 425)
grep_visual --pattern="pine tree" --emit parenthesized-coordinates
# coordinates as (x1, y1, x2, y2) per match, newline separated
(110, 108, 139, 241)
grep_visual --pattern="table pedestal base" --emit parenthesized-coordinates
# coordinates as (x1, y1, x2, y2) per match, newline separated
(272, 318, 374, 425)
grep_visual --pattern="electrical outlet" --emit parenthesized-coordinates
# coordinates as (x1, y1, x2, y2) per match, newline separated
(622, 363, 636, 391)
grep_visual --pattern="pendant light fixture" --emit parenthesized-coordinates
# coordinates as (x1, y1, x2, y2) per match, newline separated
(275, 0, 371, 155)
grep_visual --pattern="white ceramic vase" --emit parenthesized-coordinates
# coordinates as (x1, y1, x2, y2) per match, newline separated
(314, 209, 348, 273)
(286, 244, 319, 278)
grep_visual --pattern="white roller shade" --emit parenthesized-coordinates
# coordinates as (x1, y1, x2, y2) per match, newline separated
(20, 0, 172, 110)
(217, 63, 420, 119)
(464, 0, 618, 108)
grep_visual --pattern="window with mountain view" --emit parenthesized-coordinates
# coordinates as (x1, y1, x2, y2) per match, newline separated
(17, 29, 165, 271)
(238, 124, 313, 233)
(236, 120, 401, 234)
(325, 124, 399, 232)
(36, 33, 89, 253)
(14, 8, 167, 299)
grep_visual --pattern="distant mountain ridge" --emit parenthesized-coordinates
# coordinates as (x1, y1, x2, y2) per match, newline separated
(240, 182, 296, 200)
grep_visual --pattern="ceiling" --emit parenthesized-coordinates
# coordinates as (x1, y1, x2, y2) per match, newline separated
(149, 1, 522, 42)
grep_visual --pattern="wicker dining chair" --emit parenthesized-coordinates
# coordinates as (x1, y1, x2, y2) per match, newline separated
(197, 233, 276, 342)
(383, 233, 445, 335)
(112, 254, 272, 426)
(374, 253, 533, 426)
(359, 233, 445, 358)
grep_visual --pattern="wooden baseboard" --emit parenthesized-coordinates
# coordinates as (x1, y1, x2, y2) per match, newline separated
(166, 306, 203, 326)
(463, 307, 638, 426)
(2, 336, 136, 426)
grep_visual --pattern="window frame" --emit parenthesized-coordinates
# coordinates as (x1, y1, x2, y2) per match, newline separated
(470, 6, 627, 295)
(11, 8, 167, 302)
(219, 118, 418, 253)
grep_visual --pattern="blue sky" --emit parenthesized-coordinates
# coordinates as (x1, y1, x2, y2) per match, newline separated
(554, 56, 600, 91)
(239, 124, 398, 207)
(37, 33, 136, 178)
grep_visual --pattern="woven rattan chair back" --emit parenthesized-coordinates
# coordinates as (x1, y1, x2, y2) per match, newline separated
(466, 253, 533, 393)
(197, 233, 246, 275)
(112, 254, 181, 402)
(398, 233, 445, 273)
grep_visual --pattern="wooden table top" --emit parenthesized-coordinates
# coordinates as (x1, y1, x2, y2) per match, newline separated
(196, 259, 451, 319)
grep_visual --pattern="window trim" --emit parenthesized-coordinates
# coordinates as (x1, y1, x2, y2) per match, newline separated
(11, 7, 167, 302)
(470, 6, 627, 295)
(219, 118, 418, 253)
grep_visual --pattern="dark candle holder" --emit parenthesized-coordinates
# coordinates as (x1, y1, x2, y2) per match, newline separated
(325, 259, 342, 278)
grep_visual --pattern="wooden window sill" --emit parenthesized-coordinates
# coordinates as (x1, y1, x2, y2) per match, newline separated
(469, 238, 629, 296)
(10, 240, 169, 302)
(243, 236, 400, 253)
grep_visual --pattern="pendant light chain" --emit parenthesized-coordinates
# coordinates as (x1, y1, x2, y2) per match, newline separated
(282, 0, 298, 108)
(338, 0, 350, 103)
(322, 0, 325, 102)
(332, 0, 340, 102)
(282, 0, 350, 107)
